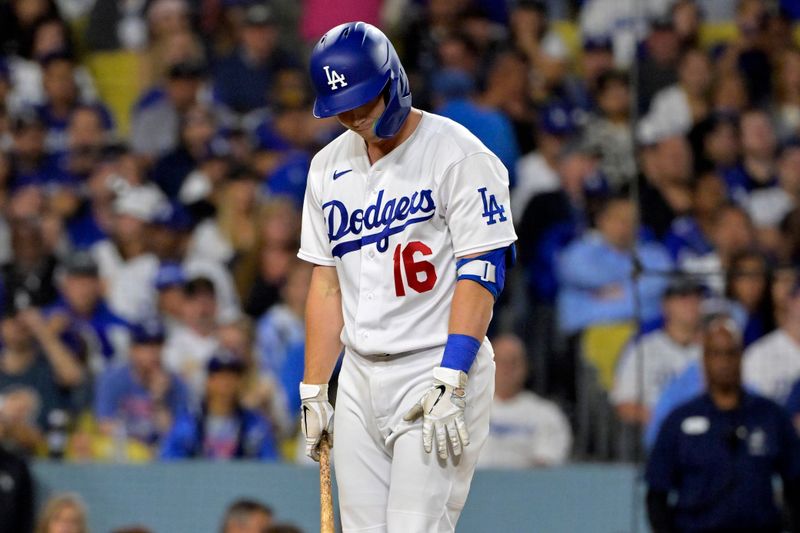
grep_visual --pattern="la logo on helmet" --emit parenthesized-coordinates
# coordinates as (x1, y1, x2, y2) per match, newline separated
(323, 65, 347, 90)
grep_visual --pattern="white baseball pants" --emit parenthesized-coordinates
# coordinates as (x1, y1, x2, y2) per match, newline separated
(333, 339, 495, 533)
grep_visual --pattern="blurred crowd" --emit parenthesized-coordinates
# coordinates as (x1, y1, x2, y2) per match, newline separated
(0, 0, 799, 473)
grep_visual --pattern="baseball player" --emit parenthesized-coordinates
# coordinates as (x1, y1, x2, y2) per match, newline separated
(298, 22, 517, 532)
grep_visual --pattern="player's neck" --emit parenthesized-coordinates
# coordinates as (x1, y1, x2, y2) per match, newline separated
(365, 108, 422, 165)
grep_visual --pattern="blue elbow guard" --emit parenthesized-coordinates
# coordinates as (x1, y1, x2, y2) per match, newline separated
(455, 244, 516, 299)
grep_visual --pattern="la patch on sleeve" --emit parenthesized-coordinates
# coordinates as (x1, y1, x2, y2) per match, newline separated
(478, 187, 507, 225)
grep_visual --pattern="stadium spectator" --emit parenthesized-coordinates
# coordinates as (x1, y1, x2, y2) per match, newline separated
(2, 216, 59, 309)
(556, 195, 672, 335)
(633, 14, 681, 115)
(772, 47, 800, 141)
(212, 3, 297, 114)
(612, 276, 703, 426)
(564, 36, 614, 115)
(154, 262, 186, 331)
(131, 59, 213, 162)
(716, 0, 773, 105)
(671, 0, 702, 49)
(646, 316, 800, 533)
(59, 106, 111, 186)
(243, 199, 301, 319)
(189, 166, 260, 268)
(478, 51, 535, 156)
(478, 333, 571, 468)
(0, 301, 84, 441)
(140, 0, 196, 89)
(645, 47, 712, 136)
(218, 316, 289, 436)
(163, 276, 221, 396)
(0, 0, 60, 58)
(771, 263, 798, 327)
(220, 498, 273, 533)
(8, 111, 71, 208)
(724, 108, 778, 208)
(151, 104, 221, 200)
(508, 0, 568, 105)
(747, 140, 800, 253)
(582, 70, 637, 189)
(663, 170, 726, 266)
(0, 445, 34, 533)
(513, 100, 579, 219)
(48, 251, 130, 375)
(161, 352, 277, 460)
(681, 204, 755, 294)
(688, 113, 740, 174)
(710, 70, 750, 116)
(435, 68, 520, 176)
(255, 258, 312, 421)
(6, 16, 98, 116)
(743, 281, 800, 404)
(725, 250, 774, 346)
(35, 52, 112, 155)
(94, 320, 190, 449)
(35, 493, 88, 533)
(91, 185, 163, 323)
(637, 132, 694, 239)
(150, 200, 242, 325)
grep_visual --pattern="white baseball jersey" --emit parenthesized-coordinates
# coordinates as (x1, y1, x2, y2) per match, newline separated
(611, 330, 701, 408)
(744, 329, 800, 404)
(299, 111, 517, 355)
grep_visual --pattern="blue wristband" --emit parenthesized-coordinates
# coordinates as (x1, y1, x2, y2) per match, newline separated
(440, 334, 481, 373)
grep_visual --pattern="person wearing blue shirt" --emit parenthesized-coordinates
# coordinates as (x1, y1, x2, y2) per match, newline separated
(47, 251, 130, 374)
(646, 316, 800, 533)
(94, 320, 190, 447)
(211, 4, 298, 114)
(557, 195, 673, 335)
(161, 352, 277, 460)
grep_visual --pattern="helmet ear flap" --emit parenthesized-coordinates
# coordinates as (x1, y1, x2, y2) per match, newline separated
(374, 69, 412, 138)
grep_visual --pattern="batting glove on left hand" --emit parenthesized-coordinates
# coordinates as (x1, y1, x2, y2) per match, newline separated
(300, 382, 334, 462)
(403, 367, 469, 459)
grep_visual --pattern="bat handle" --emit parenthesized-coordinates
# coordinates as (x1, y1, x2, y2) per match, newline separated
(320, 434, 335, 533)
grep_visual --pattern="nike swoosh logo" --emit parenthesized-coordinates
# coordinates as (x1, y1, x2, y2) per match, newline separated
(333, 169, 353, 180)
(429, 385, 447, 413)
(302, 405, 309, 435)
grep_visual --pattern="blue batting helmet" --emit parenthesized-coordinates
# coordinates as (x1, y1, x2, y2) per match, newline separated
(309, 21, 411, 139)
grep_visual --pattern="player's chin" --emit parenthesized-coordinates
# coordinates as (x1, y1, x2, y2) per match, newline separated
(351, 127, 378, 142)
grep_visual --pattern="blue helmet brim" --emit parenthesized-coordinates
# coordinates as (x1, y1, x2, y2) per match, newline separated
(312, 71, 390, 118)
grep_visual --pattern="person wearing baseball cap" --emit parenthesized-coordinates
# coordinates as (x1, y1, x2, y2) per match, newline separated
(612, 274, 705, 429)
(49, 251, 130, 373)
(91, 185, 165, 324)
(212, 2, 296, 113)
(514, 100, 580, 219)
(94, 319, 190, 450)
(160, 351, 277, 460)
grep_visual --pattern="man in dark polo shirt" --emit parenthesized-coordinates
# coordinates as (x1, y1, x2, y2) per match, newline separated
(646, 315, 800, 533)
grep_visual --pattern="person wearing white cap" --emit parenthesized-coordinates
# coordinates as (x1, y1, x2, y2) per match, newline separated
(90, 186, 166, 323)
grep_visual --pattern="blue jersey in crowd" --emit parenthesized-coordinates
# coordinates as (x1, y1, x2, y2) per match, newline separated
(160, 406, 277, 460)
(646, 392, 800, 533)
(94, 365, 190, 444)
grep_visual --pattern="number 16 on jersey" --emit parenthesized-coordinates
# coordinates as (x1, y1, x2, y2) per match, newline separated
(393, 241, 437, 297)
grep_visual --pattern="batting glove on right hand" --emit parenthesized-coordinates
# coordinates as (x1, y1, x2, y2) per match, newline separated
(403, 367, 469, 459)
(300, 382, 334, 462)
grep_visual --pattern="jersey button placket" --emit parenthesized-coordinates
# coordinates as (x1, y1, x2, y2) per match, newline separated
(355, 171, 381, 349)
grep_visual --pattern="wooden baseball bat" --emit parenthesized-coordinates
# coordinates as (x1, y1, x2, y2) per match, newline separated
(320, 434, 334, 533)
